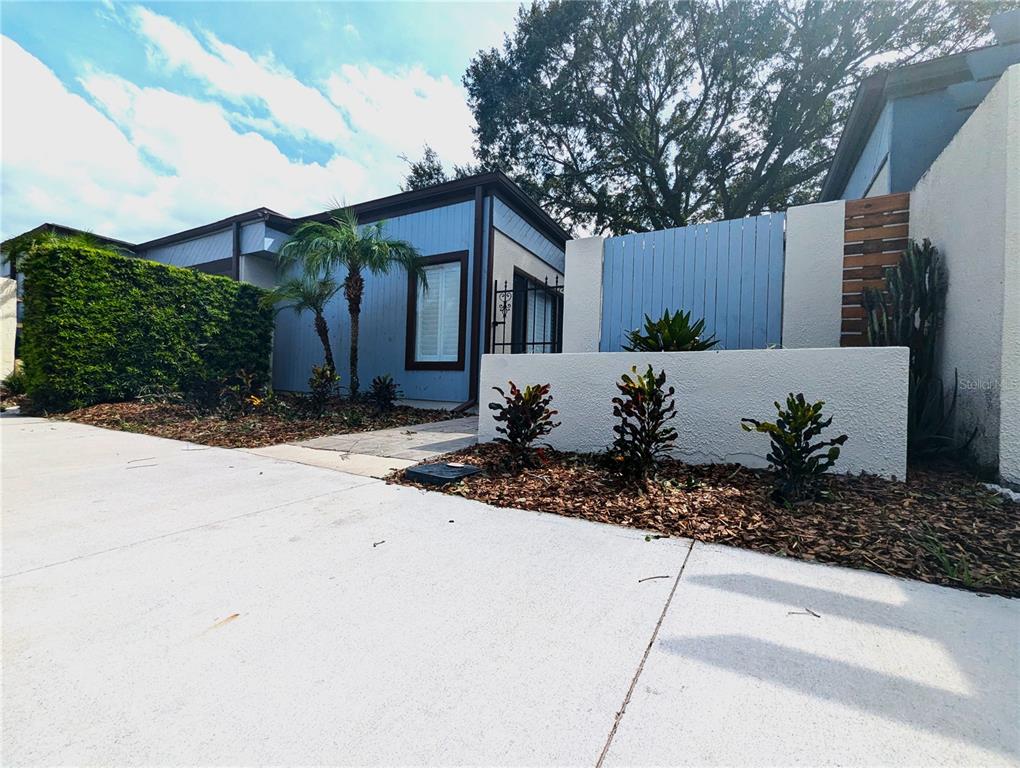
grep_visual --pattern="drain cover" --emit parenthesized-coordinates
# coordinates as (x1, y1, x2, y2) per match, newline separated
(406, 462, 483, 486)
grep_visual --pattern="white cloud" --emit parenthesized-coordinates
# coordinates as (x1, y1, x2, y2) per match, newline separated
(129, 6, 351, 145)
(1, 6, 481, 243)
(326, 63, 476, 167)
(0, 36, 377, 242)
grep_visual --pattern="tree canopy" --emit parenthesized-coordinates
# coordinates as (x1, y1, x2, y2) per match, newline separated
(453, 0, 1006, 234)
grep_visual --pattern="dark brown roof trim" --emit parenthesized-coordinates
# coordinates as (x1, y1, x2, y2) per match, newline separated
(134, 207, 288, 251)
(1, 222, 136, 251)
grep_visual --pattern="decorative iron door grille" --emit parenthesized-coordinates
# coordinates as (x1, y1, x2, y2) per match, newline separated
(491, 274, 564, 354)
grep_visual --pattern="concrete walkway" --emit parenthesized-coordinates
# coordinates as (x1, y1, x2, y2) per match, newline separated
(245, 415, 477, 478)
(2, 416, 1018, 766)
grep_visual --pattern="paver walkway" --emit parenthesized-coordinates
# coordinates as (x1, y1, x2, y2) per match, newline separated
(3, 416, 1018, 766)
(245, 415, 477, 478)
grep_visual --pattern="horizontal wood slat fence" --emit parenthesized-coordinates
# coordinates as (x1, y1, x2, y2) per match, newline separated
(841, 192, 909, 346)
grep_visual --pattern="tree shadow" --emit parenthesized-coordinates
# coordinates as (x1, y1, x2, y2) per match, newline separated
(656, 571, 1019, 759)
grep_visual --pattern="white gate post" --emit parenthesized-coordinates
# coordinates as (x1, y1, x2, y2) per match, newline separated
(561, 236, 605, 352)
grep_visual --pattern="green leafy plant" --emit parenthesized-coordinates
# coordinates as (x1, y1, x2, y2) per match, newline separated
(19, 239, 272, 412)
(2, 365, 28, 397)
(610, 366, 678, 482)
(741, 394, 848, 502)
(623, 309, 719, 352)
(262, 274, 341, 376)
(863, 238, 970, 459)
(368, 374, 401, 414)
(218, 369, 266, 416)
(307, 364, 340, 415)
(489, 381, 560, 469)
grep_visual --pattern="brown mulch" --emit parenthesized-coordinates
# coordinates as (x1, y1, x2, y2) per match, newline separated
(393, 443, 1020, 597)
(59, 395, 455, 449)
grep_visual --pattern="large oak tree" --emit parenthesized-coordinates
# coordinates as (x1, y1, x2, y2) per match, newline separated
(457, 0, 1005, 234)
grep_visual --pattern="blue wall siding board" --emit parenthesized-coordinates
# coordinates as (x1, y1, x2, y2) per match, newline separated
(599, 212, 785, 352)
(739, 219, 757, 349)
(703, 224, 719, 340)
(752, 216, 771, 349)
(492, 197, 565, 272)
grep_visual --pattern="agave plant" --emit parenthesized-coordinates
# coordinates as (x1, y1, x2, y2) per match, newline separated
(623, 309, 719, 352)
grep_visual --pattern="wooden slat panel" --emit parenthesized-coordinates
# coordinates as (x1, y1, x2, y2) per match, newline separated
(844, 252, 904, 268)
(842, 278, 887, 292)
(842, 318, 866, 332)
(843, 265, 889, 280)
(844, 239, 908, 256)
(842, 306, 866, 319)
(840, 333, 870, 347)
(843, 211, 910, 229)
(844, 224, 909, 243)
(845, 193, 910, 218)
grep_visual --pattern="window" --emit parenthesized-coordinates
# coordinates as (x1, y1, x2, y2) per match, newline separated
(406, 251, 467, 370)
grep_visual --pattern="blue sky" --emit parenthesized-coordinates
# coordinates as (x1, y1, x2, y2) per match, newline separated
(1, 1, 521, 242)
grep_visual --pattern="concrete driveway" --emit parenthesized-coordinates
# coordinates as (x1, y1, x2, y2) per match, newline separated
(2, 416, 1017, 766)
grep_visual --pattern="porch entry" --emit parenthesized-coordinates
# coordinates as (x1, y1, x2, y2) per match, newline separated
(491, 273, 564, 354)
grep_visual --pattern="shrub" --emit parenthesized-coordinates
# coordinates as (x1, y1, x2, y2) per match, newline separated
(489, 381, 560, 468)
(623, 309, 718, 352)
(20, 239, 272, 411)
(218, 369, 267, 416)
(863, 238, 969, 459)
(368, 374, 401, 414)
(610, 366, 678, 482)
(741, 393, 848, 503)
(2, 365, 28, 397)
(308, 364, 340, 414)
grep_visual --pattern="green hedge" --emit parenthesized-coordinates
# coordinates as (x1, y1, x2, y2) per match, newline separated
(21, 240, 273, 411)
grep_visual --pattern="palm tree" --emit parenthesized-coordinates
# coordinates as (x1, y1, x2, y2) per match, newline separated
(261, 274, 342, 375)
(279, 208, 425, 397)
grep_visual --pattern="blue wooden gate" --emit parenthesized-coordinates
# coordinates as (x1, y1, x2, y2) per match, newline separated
(599, 213, 785, 351)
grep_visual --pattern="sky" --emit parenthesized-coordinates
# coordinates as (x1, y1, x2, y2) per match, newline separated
(0, 1, 521, 243)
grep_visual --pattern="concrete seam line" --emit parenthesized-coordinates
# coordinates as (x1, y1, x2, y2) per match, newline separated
(594, 539, 695, 768)
(1, 481, 380, 580)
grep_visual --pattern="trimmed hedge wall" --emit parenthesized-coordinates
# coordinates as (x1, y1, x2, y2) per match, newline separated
(21, 240, 273, 411)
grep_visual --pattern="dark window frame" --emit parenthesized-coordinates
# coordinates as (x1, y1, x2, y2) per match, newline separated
(405, 250, 469, 371)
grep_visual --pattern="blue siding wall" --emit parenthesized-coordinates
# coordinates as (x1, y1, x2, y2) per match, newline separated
(842, 103, 892, 199)
(492, 197, 565, 272)
(142, 227, 233, 267)
(272, 199, 480, 402)
(599, 213, 785, 352)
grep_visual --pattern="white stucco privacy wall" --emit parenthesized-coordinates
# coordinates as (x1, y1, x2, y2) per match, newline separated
(0, 277, 16, 379)
(781, 201, 846, 349)
(479, 347, 908, 479)
(561, 236, 604, 352)
(910, 63, 1020, 482)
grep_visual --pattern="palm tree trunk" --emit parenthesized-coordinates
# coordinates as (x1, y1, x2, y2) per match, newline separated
(344, 268, 365, 398)
(313, 312, 336, 375)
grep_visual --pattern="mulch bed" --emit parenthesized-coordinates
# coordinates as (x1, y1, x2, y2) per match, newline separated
(59, 395, 455, 449)
(393, 443, 1020, 597)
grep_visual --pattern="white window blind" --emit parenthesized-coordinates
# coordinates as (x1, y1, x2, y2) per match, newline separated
(415, 261, 461, 362)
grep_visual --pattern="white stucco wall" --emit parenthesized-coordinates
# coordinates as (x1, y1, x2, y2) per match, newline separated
(561, 236, 604, 352)
(479, 347, 909, 479)
(0, 277, 16, 379)
(910, 63, 1019, 476)
(781, 201, 846, 349)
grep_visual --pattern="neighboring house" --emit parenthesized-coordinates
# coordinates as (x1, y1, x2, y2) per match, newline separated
(4, 172, 568, 406)
(820, 9, 1020, 202)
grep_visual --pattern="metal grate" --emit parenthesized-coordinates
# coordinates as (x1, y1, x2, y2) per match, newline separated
(491, 274, 564, 354)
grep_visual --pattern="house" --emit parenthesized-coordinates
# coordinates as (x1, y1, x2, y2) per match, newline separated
(4, 172, 568, 406)
(820, 9, 1020, 201)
